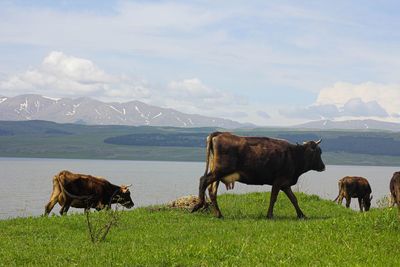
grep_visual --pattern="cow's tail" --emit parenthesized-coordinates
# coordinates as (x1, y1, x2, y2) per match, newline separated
(203, 135, 212, 176)
(333, 180, 343, 202)
(203, 132, 221, 176)
(333, 194, 340, 202)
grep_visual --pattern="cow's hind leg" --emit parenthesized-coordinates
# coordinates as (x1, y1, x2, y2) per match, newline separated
(358, 197, 363, 212)
(338, 194, 344, 206)
(345, 197, 351, 208)
(60, 199, 72, 215)
(282, 187, 306, 219)
(208, 181, 222, 218)
(192, 174, 216, 213)
(267, 184, 280, 219)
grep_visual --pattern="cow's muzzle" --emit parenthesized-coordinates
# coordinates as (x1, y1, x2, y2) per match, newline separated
(317, 163, 326, 172)
(123, 202, 134, 209)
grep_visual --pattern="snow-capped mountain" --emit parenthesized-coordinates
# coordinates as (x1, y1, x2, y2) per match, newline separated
(294, 119, 400, 131)
(0, 94, 247, 128)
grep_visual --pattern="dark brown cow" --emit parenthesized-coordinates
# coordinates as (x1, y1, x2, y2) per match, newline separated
(44, 170, 134, 215)
(333, 176, 372, 212)
(191, 132, 325, 219)
(390, 172, 400, 212)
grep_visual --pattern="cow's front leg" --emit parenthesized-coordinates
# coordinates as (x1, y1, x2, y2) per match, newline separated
(208, 181, 222, 218)
(282, 187, 306, 219)
(267, 184, 280, 219)
(192, 174, 216, 213)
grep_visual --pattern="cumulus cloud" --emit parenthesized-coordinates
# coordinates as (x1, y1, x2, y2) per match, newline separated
(0, 51, 150, 100)
(281, 98, 389, 119)
(316, 82, 400, 115)
(165, 78, 246, 108)
(280, 82, 400, 121)
(167, 78, 218, 99)
(280, 103, 339, 119)
(341, 98, 388, 117)
(41, 51, 113, 83)
(257, 110, 270, 119)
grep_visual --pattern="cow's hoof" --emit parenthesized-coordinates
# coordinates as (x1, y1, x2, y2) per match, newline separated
(191, 203, 203, 213)
(266, 215, 274, 220)
(298, 215, 307, 220)
(215, 213, 223, 219)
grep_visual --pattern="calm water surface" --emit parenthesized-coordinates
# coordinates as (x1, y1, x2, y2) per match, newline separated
(0, 157, 398, 219)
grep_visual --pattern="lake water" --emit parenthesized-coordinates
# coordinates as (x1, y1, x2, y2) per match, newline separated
(0, 157, 398, 219)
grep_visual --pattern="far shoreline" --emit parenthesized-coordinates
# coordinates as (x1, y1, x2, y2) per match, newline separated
(0, 155, 399, 168)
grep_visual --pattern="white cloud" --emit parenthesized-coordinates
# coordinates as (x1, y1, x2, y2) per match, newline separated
(41, 51, 113, 83)
(167, 78, 217, 99)
(0, 51, 150, 100)
(160, 78, 254, 120)
(280, 104, 339, 119)
(317, 82, 400, 115)
(280, 98, 389, 120)
(257, 110, 271, 119)
(281, 82, 399, 121)
(341, 98, 388, 117)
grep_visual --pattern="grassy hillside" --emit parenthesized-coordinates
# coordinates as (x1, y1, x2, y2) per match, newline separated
(1, 120, 400, 165)
(0, 192, 399, 266)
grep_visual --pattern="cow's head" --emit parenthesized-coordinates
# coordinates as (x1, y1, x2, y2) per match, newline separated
(303, 139, 325, 172)
(114, 184, 134, 208)
(364, 194, 373, 211)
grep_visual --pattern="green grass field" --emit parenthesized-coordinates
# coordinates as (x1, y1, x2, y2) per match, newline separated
(1, 192, 399, 266)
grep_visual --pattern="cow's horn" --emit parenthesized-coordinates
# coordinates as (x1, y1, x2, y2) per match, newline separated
(315, 139, 322, 145)
(126, 184, 132, 188)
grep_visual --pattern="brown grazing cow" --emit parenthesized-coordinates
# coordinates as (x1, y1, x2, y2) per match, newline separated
(191, 132, 325, 219)
(333, 176, 372, 212)
(390, 172, 400, 211)
(44, 170, 134, 215)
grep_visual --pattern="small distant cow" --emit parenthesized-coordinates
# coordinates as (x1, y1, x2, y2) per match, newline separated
(44, 170, 134, 215)
(334, 176, 372, 212)
(390, 172, 400, 212)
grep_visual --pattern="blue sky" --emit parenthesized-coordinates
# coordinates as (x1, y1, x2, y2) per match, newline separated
(1, 0, 400, 125)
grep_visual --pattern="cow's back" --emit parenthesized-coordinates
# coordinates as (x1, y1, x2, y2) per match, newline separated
(211, 133, 295, 184)
(56, 170, 109, 196)
(341, 176, 371, 197)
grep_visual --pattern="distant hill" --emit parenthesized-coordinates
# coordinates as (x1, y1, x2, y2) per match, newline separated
(294, 119, 400, 132)
(0, 94, 247, 128)
(1, 120, 400, 165)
